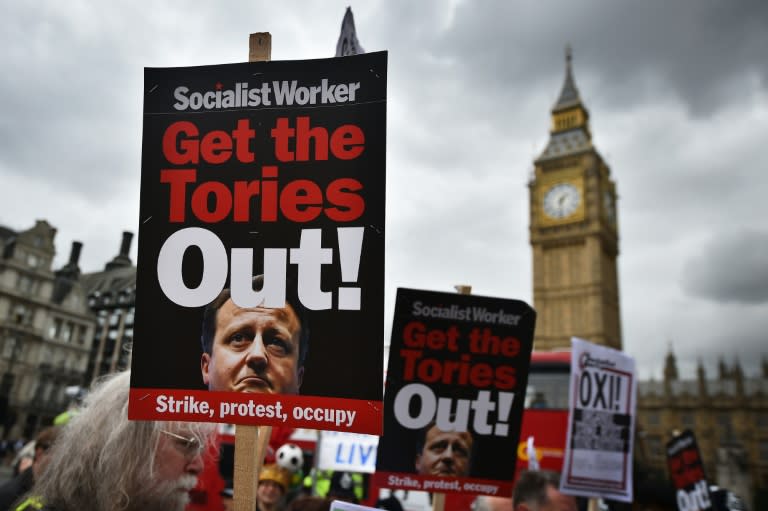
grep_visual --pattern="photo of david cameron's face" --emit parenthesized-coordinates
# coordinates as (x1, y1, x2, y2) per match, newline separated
(200, 277, 309, 395)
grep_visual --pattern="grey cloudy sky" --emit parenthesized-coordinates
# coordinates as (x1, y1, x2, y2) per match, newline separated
(1, 0, 766, 380)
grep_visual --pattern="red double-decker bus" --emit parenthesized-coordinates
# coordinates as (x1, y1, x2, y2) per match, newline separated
(515, 350, 571, 474)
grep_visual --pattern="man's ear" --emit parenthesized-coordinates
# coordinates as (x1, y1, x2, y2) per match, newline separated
(201, 352, 211, 386)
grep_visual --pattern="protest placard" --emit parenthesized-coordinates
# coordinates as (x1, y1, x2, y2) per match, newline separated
(560, 337, 636, 502)
(317, 431, 379, 473)
(374, 288, 536, 497)
(330, 500, 380, 511)
(128, 52, 387, 435)
(667, 429, 714, 511)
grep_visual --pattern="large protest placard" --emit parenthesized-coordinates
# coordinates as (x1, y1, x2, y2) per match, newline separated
(128, 52, 387, 435)
(374, 288, 536, 497)
(666, 429, 714, 511)
(560, 337, 636, 502)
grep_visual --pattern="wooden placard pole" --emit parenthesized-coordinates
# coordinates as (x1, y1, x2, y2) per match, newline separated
(232, 33, 273, 511)
(249, 32, 272, 62)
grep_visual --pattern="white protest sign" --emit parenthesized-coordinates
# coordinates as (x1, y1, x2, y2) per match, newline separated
(560, 337, 637, 502)
(330, 500, 380, 511)
(317, 431, 379, 473)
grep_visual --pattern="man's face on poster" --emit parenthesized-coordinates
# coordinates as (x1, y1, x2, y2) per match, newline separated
(415, 425, 473, 477)
(201, 299, 304, 394)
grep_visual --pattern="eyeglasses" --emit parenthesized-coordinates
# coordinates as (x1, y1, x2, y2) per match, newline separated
(160, 430, 204, 458)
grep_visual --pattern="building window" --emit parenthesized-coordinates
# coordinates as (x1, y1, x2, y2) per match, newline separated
(647, 435, 663, 459)
(42, 382, 53, 401)
(760, 441, 768, 462)
(77, 326, 87, 345)
(2, 338, 17, 359)
(17, 275, 35, 293)
(26, 253, 39, 268)
(11, 304, 31, 325)
(646, 411, 660, 426)
(61, 322, 72, 343)
(109, 313, 120, 327)
(681, 412, 695, 428)
(48, 318, 62, 339)
(718, 414, 733, 443)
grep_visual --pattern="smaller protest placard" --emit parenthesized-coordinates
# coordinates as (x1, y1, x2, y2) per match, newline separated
(317, 431, 378, 473)
(666, 429, 714, 511)
(374, 288, 536, 497)
(560, 337, 636, 502)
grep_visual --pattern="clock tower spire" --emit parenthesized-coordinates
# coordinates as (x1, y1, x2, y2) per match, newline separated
(529, 47, 622, 351)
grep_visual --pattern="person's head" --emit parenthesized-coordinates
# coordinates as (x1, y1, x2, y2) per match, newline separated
(286, 495, 333, 511)
(31, 425, 60, 479)
(328, 471, 359, 503)
(512, 470, 577, 511)
(200, 275, 310, 394)
(31, 370, 216, 511)
(473, 496, 513, 511)
(414, 422, 473, 477)
(257, 464, 291, 509)
(375, 495, 405, 511)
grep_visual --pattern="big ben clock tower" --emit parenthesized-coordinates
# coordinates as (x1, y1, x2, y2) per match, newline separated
(529, 47, 622, 351)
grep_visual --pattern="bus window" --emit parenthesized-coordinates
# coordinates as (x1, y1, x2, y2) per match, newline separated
(524, 352, 571, 410)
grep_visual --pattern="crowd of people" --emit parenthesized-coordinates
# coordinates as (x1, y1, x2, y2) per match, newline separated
(0, 279, 575, 511)
(0, 366, 581, 511)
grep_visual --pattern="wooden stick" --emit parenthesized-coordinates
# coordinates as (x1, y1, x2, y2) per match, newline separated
(249, 32, 272, 62)
(233, 33, 273, 511)
(432, 491, 446, 511)
(233, 425, 260, 511)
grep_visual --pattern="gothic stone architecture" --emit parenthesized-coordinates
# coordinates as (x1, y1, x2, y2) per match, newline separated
(638, 350, 768, 509)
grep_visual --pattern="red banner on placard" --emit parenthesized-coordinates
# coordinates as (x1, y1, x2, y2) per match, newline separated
(129, 388, 383, 435)
(371, 471, 512, 497)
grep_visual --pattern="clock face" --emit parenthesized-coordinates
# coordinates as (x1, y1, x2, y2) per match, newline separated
(543, 182, 581, 219)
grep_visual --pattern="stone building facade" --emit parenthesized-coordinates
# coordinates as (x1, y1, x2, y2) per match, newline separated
(81, 231, 136, 384)
(637, 350, 768, 508)
(0, 220, 95, 439)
